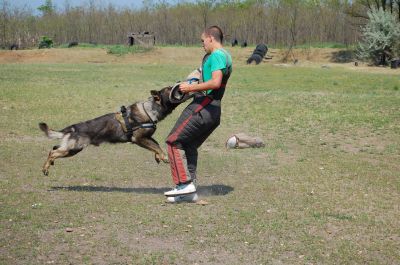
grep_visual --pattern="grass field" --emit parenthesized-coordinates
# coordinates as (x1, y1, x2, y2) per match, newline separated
(1, 47, 399, 265)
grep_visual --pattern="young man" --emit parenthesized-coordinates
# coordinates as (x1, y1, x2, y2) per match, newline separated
(165, 26, 233, 203)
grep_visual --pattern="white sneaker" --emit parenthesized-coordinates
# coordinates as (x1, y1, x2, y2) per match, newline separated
(166, 193, 198, 203)
(192, 179, 198, 188)
(164, 182, 196, 197)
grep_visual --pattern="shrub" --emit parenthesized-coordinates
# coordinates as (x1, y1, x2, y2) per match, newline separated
(38, 36, 53, 49)
(357, 8, 400, 65)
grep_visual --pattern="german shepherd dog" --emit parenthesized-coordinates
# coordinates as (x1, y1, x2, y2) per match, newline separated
(39, 86, 180, 176)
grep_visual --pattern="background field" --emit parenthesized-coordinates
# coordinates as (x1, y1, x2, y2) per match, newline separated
(1, 47, 399, 264)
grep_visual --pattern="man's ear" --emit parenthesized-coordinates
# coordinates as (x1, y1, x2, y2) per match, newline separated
(150, 90, 160, 101)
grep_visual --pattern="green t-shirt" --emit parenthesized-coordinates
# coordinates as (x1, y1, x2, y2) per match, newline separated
(202, 48, 232, 94)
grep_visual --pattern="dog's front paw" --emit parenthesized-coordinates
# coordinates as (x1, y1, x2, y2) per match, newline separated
(155, 153, 169, 164)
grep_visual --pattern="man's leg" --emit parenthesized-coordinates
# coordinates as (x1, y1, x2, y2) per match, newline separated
(185, 120, 220, 183)
(164, 142, 197, 197)
(185, 146, 198, 182)
(166, 143, 191, 185)
(164, 110, 203, 196)
(166, 100, 211, 183)
(165, 98, 218, 197)
(165, 122, 220, 199)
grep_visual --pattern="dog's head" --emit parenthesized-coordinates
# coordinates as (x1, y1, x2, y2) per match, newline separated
(150, 86, 180, 114)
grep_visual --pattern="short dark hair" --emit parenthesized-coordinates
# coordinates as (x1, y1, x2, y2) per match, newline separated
(205, 25, 224, 43)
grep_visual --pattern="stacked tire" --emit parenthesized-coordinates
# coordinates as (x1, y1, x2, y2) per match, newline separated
(391, 58, 400, 69)
(247, 44, 268, 65)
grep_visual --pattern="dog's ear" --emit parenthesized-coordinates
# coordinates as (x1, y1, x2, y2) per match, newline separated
(150, 90, 161, 101)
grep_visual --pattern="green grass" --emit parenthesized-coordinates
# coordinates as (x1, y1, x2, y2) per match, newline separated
(106, 45, 153, 55)
(57, 42, 101, 48)
(1, 50, 399, 264)
(57, 42, 153, 55)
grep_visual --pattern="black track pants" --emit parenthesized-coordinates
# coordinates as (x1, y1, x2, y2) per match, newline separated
(166, 96, 220, 185)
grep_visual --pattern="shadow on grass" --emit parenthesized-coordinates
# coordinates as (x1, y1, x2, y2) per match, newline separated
(50, 184, 233, 196)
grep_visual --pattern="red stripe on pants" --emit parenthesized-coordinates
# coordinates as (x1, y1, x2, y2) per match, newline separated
(167, 145, 179, 184)
(173, 146, 188, 183)
(194, 96, 212, 112)
(168, 115, 193, 143)
(167, 97, 211, 143)
(167, 144, 189, 184)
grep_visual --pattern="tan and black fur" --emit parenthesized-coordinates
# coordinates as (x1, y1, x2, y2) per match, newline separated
(39, 87, 180, 176)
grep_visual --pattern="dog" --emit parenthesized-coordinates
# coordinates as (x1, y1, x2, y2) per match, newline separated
(39, 86, 182, 176)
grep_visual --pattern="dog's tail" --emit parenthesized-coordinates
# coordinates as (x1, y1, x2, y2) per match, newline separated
(39, 123, 64, 139)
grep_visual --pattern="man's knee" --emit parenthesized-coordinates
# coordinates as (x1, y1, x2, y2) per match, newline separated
(166, 140, 184, 150)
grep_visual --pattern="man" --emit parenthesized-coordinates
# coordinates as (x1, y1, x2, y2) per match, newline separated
(165, 26, 233, 203)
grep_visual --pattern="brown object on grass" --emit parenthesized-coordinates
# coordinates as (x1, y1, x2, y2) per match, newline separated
(226, 133, 265, 149)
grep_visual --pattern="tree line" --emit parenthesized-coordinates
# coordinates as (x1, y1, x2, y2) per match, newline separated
(1, 0, 399, 49)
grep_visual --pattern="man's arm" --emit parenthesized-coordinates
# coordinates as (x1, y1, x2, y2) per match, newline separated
(180, 70, 223, 93)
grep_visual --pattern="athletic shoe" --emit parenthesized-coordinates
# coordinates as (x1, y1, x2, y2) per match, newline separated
(192, 179, 198, 188)
(166, 193, 198, 203)
(164, 182, 196, 197)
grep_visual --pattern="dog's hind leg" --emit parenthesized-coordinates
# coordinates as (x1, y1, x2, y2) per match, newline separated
(49, 145, 61, 165)
(42, 134, 87, 175)
(42, 148, 69, 176)
(42, 147, 84, 175)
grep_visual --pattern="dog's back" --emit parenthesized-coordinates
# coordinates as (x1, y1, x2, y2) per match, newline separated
(40, 113, 126, 145)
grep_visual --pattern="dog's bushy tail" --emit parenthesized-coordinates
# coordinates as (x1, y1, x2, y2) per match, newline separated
(39, 122, 64, 139)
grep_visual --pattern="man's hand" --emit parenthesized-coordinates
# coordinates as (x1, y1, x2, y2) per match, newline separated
(179, 82, 193, 93)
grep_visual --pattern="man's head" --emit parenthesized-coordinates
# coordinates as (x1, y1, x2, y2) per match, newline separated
(204, 26, 223, 43)
(201, 25, 224, 54)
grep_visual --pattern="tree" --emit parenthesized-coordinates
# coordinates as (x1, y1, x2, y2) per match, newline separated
(0, 0, 371, 47)
(0, 0, 10, 48)
(349, 0, 400, 22)
(357, 7, 400, 65)
(38, 0, 54, 16)
(197, 0, 216, 28)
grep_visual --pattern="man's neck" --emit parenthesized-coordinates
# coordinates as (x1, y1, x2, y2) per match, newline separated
(210, 43, 223, 53)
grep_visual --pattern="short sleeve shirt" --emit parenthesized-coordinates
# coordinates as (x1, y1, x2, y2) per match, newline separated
(202, 49, 232, 94)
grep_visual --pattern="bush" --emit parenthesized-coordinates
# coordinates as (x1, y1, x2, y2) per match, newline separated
(38, 36, 53, 49)
(357, 8, 400, 65)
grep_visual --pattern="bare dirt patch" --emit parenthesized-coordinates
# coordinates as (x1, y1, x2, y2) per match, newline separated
(0, 47, 203, 65)
(237, 47, 399, 74)
(1, 47, 399, 74)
